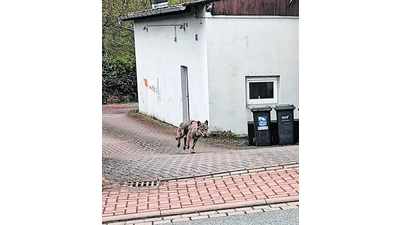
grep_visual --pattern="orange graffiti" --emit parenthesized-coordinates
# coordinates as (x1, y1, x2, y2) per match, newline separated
(143, 78, 149, 87)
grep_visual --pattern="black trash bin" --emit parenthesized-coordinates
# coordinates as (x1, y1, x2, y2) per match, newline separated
(274, 104, 296, 145)
(251, 107, 272, 146)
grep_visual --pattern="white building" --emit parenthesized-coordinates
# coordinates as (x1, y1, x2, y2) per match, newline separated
(119, 0, 299, 139)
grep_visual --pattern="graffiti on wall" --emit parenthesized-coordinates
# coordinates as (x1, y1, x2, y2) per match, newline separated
(143, 78, 161, 103)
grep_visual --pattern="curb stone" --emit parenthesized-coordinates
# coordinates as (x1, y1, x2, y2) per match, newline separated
(102, 196, 299, 223)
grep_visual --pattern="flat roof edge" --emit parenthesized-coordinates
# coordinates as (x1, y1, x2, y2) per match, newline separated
(119, 5, 186, 21)
(119, 0, 221, 21)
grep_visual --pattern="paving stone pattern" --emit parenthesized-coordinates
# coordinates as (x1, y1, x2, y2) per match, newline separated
(102, 104, 300, 224)
(105, 203, 299, 225)
(102, 104, 299, 184)
(102, 167, 299, 218)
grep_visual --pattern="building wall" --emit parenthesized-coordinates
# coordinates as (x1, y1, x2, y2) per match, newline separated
(133, 10, 210, 127)
(205, 15, 299, 135)
(212, 0, 299, 16)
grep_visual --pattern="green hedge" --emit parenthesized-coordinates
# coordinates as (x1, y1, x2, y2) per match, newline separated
(102, 57, 137, 104)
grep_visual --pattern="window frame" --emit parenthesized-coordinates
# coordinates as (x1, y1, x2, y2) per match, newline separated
(246, 76, 279, 106)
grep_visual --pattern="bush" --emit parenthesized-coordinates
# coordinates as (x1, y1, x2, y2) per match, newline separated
(102, 56, 137, 104)
(217, 130, 241, 140)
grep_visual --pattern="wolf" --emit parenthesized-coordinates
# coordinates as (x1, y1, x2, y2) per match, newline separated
(175, 120, 210, 153)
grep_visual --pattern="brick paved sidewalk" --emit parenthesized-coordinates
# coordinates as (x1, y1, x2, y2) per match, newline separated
(102, 164, 299, 223)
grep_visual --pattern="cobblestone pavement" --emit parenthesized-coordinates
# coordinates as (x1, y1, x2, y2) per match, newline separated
(102, 104, 299, 184)
(102, 164, 299, 224)
(104, 201, 299, 225)
(102, 103, 299, 224)
(105, 200, 299, 225)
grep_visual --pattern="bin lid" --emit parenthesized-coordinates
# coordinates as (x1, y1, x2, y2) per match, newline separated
(251, 106, 272, 112)
(274, 104, 296, 111)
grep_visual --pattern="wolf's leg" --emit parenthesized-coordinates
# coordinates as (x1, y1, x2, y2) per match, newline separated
(186, 135, 191, 150)
(190, 138, 199, 154)
(176, 132, 182, 148)
(176, 127, 184, 148)
(175, 128, 181, 140)
(183, 136, 187, 150)
(177, 136, 181, 148)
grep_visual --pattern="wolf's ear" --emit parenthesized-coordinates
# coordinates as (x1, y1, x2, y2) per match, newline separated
(197, 121, 201, 126)
(205, 120, 208, 125)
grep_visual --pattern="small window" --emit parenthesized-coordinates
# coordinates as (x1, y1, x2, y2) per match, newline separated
(246, 76, 278, 105)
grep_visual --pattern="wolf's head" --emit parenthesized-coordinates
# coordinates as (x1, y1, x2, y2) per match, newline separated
(196, 120, 210, 138)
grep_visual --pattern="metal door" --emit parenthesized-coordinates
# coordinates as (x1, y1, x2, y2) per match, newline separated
(181, 66, 190, 121)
